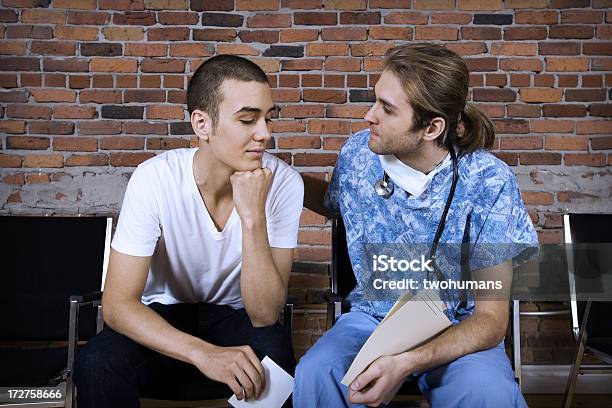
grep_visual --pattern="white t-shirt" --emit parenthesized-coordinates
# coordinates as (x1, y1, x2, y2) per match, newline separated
(111, 148, 304, 308)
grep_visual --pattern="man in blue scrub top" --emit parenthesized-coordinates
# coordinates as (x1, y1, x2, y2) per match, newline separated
(295, 43, 538, 407)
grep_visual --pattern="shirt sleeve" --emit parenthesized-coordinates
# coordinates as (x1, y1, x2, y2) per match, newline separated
(323, 151, 344, 216)
(267, 170, 304, 249)
(469, 174, 539, 271)
(111, 164, 161, 257)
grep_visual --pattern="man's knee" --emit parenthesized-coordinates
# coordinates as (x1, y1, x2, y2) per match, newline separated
(451, 370, 519, 406)
(248, 325, 296, 375)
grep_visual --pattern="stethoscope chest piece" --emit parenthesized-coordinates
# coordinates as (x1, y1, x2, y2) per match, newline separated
(374, 173, 394, 199)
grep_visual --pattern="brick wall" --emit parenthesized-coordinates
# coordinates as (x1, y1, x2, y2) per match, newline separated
(0, 0, 610, 361)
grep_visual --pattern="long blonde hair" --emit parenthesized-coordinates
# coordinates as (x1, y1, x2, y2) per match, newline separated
(384, 43, 495, 153)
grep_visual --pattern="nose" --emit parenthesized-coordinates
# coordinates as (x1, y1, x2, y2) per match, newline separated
(253, 118, 272, 143)
(364, 104, 376, 124)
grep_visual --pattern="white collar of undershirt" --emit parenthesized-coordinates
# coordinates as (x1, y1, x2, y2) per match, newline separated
(379, 150, 453, 197)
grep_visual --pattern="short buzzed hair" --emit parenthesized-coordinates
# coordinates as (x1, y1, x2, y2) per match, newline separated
(187, 55, 269, 126)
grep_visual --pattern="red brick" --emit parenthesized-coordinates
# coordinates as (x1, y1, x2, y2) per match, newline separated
(326, 105, 369, 118)
(21, 9, 65, 24)
(385, 11, 428, 25)
(2, 173, 25, 185)
(65, 153, 109, 166)
(491, 43, 537, 56)
(6, 136, 49, 150)
(324, 57, 360, 72)
(271, 89, 301, 102)
(583, 42, 612, 56)
(461, 27, 502, 40)
(414, 0, 454, 9)
(110, 152, 155, 167)
(53, 105, 97, 119)
(247, 13, 291, 28)
(147, 27, 190, 41)
(370, 26, 413, 40)
(546, 57, 589, 72)
(158, 11, 199, 25)
(323, 136, 349, 150)
(53, 137, 98, 152)
(507, 104, 541, 118)
(531, 120, 573, 133)
(561, 10, 603, 24)
(277, 136, 321, 149)
(499, 136, 542, 150)
(500, 58, 542, 72)
(31, 89, 76, 103)
(67, 10, 111, 25)
(519, 152, 562, 165)
(545, 135, 588, 151)
(486, 74, 507, 87)
(281, 105, 325, 118)
(557, 191, 597, 204)
(542, 104, 587, 117)
(239, 30, 279, 44)
(280, 29, 319, 43)
(29, 121, 75, 134)
(147, 137, 190, 150)
(78, 120, 122, 135)
(324, 0, 366, 9)
(100, 136, 145, 150)
(350, 43, 395, 57)
(23, 154, 64, 168)
(465, 57, 498, 72)
(538, 42, 580, 55)
(522, 191, 554, 205)
(293, 153, 337, 166)
(549, 25, 594, 40)
(80, 90, 122, 104)
(91, 59, 137, 73)
(6, 105, 51, 119)
(537, 229, 563, 244)
(55, 26, 99, 41)
(504, 27, 547, 40)
(0, 154, 23, 168)
(445, 43, 488, 56)
(124, 43, 167, 57)
(26, 173, 50, 184)
(308, 120, 350, 135)
(515, 10, 557, 24)
(169, 44, 213, 57)
(431, 12, 472, 24)
(236, 0, 279, 10)
(146, 105, 185, 120)
(124, 122, 168, 135)
(99, 0, 145, 10)
(589, 103, 612, 117)
(0, 120, 26, 133)
(193, 29, 237, 42)
(591, 136, 612, 150)
(321, 27, 367, 41)
(557, 75, 577, 87)
(576, 120, 612, 135)
(519, 88, 563, 103)
(306, 43, 348, 56)
(564, 153, 606, 167)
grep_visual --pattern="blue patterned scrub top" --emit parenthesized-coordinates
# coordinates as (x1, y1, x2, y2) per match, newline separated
(324, 129, 539, 324)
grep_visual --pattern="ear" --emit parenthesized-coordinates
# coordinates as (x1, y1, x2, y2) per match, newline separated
(191, 109, 213, 142)
(422, 117, 446, 143)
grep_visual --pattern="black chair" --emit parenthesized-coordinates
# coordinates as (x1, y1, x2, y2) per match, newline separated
(0, 215, 112, 408)
(562, 214, 612, 408)
(325, 217, 424, 406)
(1, 215, 295, 408)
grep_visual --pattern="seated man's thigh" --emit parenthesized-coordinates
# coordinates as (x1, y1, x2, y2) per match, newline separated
(418, 342, 526, 408)
(294, 311, 379, 408)
(201, 306, 296, 375)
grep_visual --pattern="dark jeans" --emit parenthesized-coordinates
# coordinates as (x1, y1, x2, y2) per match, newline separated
(74, 302, 296, 408)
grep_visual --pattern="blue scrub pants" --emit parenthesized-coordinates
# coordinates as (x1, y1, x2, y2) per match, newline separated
(294, 311, 528, 408)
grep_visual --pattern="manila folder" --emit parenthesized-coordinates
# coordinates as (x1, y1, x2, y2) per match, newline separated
(341, 289, 452, 387)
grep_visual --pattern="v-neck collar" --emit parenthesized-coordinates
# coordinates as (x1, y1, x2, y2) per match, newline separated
(187, 148, 238, 239)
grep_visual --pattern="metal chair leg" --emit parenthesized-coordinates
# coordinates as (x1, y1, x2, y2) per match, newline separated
(563, 300, 592, 408)
(512, 300, 522, 389)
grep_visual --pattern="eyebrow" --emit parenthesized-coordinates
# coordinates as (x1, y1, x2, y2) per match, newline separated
(234, 105, 278, 115)
(378, 97, 397, 111)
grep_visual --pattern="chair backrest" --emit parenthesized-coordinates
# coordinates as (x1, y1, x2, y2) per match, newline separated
(564, 214, 612, 342)
(331, 217, 356, 300)
(0, 216, 111, 341)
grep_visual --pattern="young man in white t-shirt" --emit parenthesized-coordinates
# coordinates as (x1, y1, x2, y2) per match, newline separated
(74, 55, 304, 407)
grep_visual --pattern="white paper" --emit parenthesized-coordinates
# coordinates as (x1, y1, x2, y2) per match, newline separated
(342, 289, 452, 387)
(228, 356, 294, 408)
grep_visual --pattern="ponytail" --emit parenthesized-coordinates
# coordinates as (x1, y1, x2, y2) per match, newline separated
(457, 103, 495, 153)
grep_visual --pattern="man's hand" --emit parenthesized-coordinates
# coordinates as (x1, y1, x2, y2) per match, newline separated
(230, 168, 273, 226)
(191, 344, 266, 401)
(348, 354, 412, 407)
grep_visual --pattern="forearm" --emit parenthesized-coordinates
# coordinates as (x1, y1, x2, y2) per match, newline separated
(240, 217, 287, 326)
(302, 173, 331, 217)
(102, 297, 211, 365)
(398, 309, 506, 376)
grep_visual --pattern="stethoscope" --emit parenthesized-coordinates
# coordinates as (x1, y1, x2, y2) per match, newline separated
(374, 148, 460, 306)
